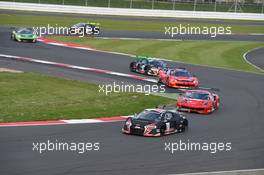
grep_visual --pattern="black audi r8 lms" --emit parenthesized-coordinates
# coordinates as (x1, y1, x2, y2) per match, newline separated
(122, 108, 188, 137)
(130, 58, 167, 76)
(69, 22, 100, 36)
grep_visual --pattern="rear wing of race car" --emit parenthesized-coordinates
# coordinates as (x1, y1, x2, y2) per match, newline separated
(87, 22, 100, 27)
(130, 55, 149, 59)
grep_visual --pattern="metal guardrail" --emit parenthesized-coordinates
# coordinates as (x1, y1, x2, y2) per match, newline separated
(0, 2, 263, 20)
(1, 0, 264, 13)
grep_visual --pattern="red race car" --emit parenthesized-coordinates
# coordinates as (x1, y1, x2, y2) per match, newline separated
(158, 68, 199, 89)
(177, 90, 220, 114)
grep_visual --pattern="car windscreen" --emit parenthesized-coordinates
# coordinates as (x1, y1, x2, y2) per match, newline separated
(150, 60, 166, 68)
(18, 29, 33, 34)
(72, 23, 85, 28)
(184, 92, 210, 100)
(135, 111, 161, 121)
(173, 71, 192, 77)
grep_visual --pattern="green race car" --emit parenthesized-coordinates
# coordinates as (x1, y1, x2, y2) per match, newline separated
(11, 28, 37, 43)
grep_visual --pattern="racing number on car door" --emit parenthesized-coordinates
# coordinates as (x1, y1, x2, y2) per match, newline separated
(164, 112, 173, 131)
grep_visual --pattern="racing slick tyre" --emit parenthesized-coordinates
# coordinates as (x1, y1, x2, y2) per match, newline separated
(160, 126, 166, 136)
(11, 34, 16, 41)
(179, 125, 185, 133)
(144, 65, 151, 75)
(179, 120, 188, 133)
(130, 63, 136, 72)
(216, 99, 220, 110)
(157, 78, 163, 85)
(166, 78, 171, 88)
(183, 119, 188, 127)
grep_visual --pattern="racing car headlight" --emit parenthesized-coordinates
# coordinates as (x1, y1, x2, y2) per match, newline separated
(16, 34, 21, 38)
(125, 119, 132, 126)
(145, 124, 157, 129)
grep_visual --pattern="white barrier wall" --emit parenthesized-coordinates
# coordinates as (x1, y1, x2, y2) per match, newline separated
(0, 1, 264, 20)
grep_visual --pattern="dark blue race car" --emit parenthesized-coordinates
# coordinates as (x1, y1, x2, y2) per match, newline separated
(130, 58, 167, 76)
(69, 22, 100, 36)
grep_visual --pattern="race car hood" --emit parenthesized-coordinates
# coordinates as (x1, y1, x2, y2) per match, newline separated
(131, 119, 155, 127)
(171, 76, 195, 82)
(180, 98, 209, 107)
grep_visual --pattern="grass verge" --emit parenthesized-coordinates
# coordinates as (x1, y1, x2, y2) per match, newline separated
(0, 72, 174, 122)
(47, 36, 264, 74)
(1, 13, 264, 34)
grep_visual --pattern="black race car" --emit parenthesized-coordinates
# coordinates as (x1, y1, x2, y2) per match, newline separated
(69, 22, 100, 36)
(130, 58, 167, 76)
(122, 108, 188, 137)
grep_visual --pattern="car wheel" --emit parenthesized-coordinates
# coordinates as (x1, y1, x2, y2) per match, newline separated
(179, 126, 185, 133)
(11, 34, 16, 41)
(144, 66, 151, 75)
(158, 78, 163, 84)
(183, 119, 188, 127)
(130, 63, 136, 72)
(160, 126, 166, 136)
(216, 99, 220, 109)
(166, 78, 171, 87)
(211, 104, 216, 112)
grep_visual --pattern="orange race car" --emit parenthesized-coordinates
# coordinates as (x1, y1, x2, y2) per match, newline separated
(158, 68, 199, 89)
(177, 90, 220, 114)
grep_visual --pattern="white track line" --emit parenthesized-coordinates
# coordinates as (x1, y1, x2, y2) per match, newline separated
(0, 54, 158, 83)
(169, 168, 264, 175)
(243, 47, 264, 73)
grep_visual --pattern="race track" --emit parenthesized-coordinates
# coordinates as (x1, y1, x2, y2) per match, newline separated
(0, 19, 264, 175)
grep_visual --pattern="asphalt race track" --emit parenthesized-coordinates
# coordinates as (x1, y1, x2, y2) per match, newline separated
(245, 47, 264, 70)
(99, 30, 264, 42)
(1, 10, 264, 42)
(0, 20, 264, 175)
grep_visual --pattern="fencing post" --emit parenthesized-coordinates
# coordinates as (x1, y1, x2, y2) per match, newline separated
(214, 0, 217, 11)
(194, 0, 197, 11)
(130, 0, 133, 8)
(235, 0, 237, 13)
(261, 0, 264, 13)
